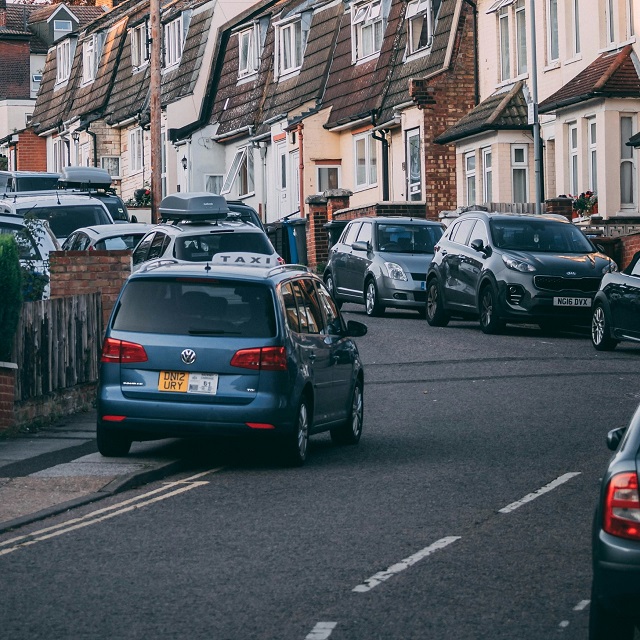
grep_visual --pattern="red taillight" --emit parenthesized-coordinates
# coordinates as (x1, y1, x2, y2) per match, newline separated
(102, 415, 127, 422)
(230, 346, 287, 371)
(100, 337, 148, 364)
(603, 472, 640, 541)
(277, 256, 286, 265)
(246, 422, 276, 430)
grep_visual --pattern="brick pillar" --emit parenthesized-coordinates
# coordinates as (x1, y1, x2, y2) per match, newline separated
(325, 189, 352, 221)
(0, 362, 17, 432)
(305, 194, 328, 271)
(546, 197, 573, 221)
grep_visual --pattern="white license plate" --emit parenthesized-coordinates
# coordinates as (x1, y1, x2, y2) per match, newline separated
(553, 297, 591, 307)
(158, 371, 218, 394)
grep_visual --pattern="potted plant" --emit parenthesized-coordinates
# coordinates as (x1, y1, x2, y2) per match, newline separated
(571, 191, 598, 219)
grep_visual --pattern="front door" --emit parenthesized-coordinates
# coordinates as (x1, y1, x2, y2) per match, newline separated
(276, 142, 288, 218)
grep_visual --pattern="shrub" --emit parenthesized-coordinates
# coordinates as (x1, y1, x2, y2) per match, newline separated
(0, 234, 23, 361)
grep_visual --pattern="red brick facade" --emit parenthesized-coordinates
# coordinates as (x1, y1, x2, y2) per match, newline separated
(0, 363, 17, 432)
(0, 39, 30, 100)
(16, 128, 47, 171)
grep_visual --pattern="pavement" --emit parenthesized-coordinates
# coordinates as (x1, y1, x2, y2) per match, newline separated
(0, 409, 185, 534)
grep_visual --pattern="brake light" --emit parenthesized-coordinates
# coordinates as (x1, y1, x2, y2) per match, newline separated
(230, 346, 287, 371)
(603, 472, 640, 541)
(100, 338, 148, 363)
(277, 256, 286, 265)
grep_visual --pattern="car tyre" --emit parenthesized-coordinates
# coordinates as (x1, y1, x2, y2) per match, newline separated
(591, 303, 618, 351)
(282, 397, 310, 466)
(365, 279, 385, 317)
(425, 279, 450, 327)
(96, 423, 132, 457)
(331, 379, 363, 445)
(479, 285, 505, 334)
(324, 272, 342, 309)
(588, 586, 636, 640)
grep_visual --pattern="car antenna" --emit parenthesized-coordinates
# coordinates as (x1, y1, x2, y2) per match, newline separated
(205, 263, 211, 272)
(56, 191, 61, 204)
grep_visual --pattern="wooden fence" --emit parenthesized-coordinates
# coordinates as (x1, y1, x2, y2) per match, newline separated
(12, 293, 103, 401)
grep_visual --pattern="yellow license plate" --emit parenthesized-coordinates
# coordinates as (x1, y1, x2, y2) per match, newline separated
(158, 371, 218, 394)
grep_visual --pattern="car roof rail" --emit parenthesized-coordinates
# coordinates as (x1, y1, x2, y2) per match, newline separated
(266, 264, 309, 277)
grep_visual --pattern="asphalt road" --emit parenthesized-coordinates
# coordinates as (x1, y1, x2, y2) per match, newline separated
(1, 304, 639, 640)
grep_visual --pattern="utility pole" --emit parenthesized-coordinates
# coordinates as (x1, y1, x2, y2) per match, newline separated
(528, 0, 543, 214)
(149, 0, 162, 223)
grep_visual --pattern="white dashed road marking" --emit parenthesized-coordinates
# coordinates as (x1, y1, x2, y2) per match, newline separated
(498, 473, 581, 514)
(305, 622, 337, 639)
(574, 600, 590, 611)
(352, 536, 461, 593)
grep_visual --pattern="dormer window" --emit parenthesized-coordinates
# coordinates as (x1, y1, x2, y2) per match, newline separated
(54, 19, 73, 41)
(406, 0, 441, 55)
(275, 18, 303, 77)
(82, 34, 102, 85)
(56, 39, 72, 84)
(164, 15, 185, 68)
(352, 1, 383, 62)
(131, 22, 149, 69)
(238, 25, 259, 78)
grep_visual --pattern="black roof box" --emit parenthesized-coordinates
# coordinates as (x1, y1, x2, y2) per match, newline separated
(159, 192, 231, 221)
(59, 166, 112, 188)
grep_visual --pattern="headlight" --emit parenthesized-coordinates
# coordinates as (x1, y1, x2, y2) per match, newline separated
(603, 261, 618, 274)
(501, 254, 536, 273)
(384, 262, 408, 280)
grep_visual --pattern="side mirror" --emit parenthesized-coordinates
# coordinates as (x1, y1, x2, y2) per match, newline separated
(352, 240, 370, 252)
(606, 427, 627, 451)
(346, 319, 368, 337)
(470, 238, 491, 256)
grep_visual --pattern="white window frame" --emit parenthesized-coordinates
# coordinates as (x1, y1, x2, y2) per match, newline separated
(482, 147, 493, 204)
(620, 116, 636, 208)
(101, 156, 121, 179)
(568, 122, 578, 196)
(316, 165, 341, 193)
(52, 137, 67, 173)
(164, 15, 184, 69)
(626, 0, 635, 38)
(571, 0, 581, 56)
(406, 0, 437, 56)
(606, 0, 616, 45)
(546, 0, 559, 63)
(465, 151, 476, 206)
(405, 128, 422, 200)
(511, 144, 529, 203)
(205, 174, 224, 194)
(129, 128, 144, 173)
(352, 1, 384, 62)
(82, 34, 100, 85)
(56, 39, 72, 84)
(354, 132, 378, 189)
(499, 6, 511, 81)
(275, 18, 303, 77)
(588, 119, 597, 193)
(238, 25, 259, 78)
(220, 146, 255, 197)
(54, 20, 72, 40)
(131, 22, 149, 69)
(515, 0, 527, 75)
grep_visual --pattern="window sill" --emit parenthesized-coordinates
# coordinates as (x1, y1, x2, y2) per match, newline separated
(353, 183, 378, 193)
(237, 72, 258, 86)
(563, 54, 582, 66)
(354, 52, 381, 66)
(543, 60, 561, 73)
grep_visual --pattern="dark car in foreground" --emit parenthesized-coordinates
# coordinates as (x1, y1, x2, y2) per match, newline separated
(324, 216, 444, 316)
(425, 211, 618, 333)
(590, 403, 640, 639)
(96, 257, 367, 466)
(591, 250, 640, 350)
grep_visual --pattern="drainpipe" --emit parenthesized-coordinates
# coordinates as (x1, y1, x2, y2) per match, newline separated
(297, 123, 305, 217)
(86, 125, 98, 167)
(370, 123, 390, 201)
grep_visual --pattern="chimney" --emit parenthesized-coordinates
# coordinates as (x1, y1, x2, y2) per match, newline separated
(0, 0, 7, 28)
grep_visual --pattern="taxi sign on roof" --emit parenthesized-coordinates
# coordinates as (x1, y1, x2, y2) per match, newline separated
(159, 192, 230, 221)
(210, 252, 277, 267)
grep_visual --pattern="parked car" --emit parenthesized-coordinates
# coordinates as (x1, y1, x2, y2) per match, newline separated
(0, 170, 60, 193)
(0, 213, 60, 299)
(589, 402, 640, 639)
(132, 192, 281, 271)
(57, 166, 132, 223)
(0, 193, 114, 244)
(425, 211, 618, 333)
(323, 216, 444, 316)
(591, 250, 640, 350)
(226, 200, 265, 231)
(62, 223, 152, 251)
(96, 257, 367, 465)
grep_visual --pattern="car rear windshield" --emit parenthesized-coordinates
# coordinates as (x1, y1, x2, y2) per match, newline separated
(100, 199, 128, 222)
(112, 278, 277, 337)
(376, 224, 443, 253)
(20, 205, 112, 239)
(95, 233, 146, 251)
(15, 177, 60, 191)
(174, 231, 274, 261)
(0, 223, 41, 260)
(490, 219, 595, 253)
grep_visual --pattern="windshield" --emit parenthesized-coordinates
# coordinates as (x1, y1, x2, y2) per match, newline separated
(0, 223, 41, 260)
(376, 224, 443, 254)
(490, 219, 595, 253)
(112, 279, 276, 337)
(174, 232, 274, 261)
(20, 205, 112, 239)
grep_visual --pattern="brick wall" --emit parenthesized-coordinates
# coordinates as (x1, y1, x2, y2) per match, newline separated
(16, 129, 47, 171)
(411, 2, 477, 219)
(0, 363, 17, 432)
(49, 250, 132, 326)
(620, 232, 640, 269)
(0, 39, 30, 100)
